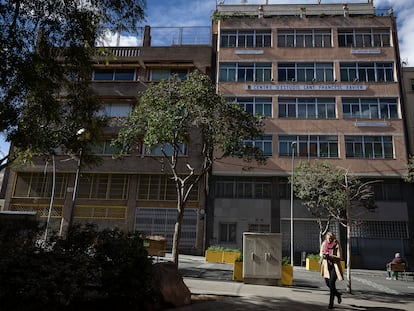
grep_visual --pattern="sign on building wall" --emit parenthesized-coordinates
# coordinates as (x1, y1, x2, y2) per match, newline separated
(246, 84, 367, 91)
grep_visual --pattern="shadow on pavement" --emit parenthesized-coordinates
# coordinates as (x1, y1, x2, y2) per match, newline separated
(167, 294, 408, 311)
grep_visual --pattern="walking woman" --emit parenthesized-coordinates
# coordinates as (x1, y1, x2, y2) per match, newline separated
(320, 232, 343, 309)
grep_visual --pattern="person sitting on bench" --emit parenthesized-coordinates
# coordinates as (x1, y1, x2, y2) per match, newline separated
(386, 252, 405, 280)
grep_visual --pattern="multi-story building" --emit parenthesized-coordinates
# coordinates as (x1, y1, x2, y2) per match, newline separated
(209, 1, 412, 269)
(1, 26, 212, 254)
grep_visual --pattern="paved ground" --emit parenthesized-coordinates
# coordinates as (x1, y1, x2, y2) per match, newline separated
(157, 254, 414, 311)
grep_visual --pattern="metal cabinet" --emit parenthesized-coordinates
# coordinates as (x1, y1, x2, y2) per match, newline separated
(243, 232, 282, 285)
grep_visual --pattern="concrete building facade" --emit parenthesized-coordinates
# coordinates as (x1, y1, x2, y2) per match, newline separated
(208, 2, 412, 269)
(1, 26, 212, 254)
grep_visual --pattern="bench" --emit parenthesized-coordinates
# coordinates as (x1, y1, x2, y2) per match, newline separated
(390, 263, 407, 281)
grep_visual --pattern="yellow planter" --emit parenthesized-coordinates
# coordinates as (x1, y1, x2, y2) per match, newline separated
(281, 265, 293, 286)
(233, 261, 243, 281)
(340, 261, 346, 271)
(306, 258, 320, 271)
(223, 251, 241, 264)
(205, 250, 223, 263)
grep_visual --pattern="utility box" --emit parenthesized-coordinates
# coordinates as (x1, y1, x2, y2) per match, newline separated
(242, 232, 282, 285)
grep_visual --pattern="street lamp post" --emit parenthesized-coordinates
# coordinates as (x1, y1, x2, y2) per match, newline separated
(290, 141, 296, 267)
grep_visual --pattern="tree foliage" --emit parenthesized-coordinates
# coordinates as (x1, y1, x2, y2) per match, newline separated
(292, 161, 377, 293)
(0, 0, 146, 170)
(114, 70, 265, 263)
(0, 220, 154, 311)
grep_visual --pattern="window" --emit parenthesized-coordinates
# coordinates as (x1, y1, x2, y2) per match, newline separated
(219, 63, 272, 82)
(278, 97, 336, 119)
(93, 69, 135, 81)
(243, 135, 273, 156)
(77, 174, 129, 199)
(278, 63, 334, 82)
(90, 140, 122, 155)
(277, 29, 331, 48)
(215, 177, 272, 199)
(219, 223, 237, 243)
(279, 135, 339, 158)
(220, 30, 271, 48)
(338, 28, 390, 47)
(345, 136, 393, 159)
(13, 173, 68, 198)
(97, 103, 132, 117)
(340, 62, 394, 82)
(150, 68, 189, 81)
(144, 143, 186, 156)
(137, 174, 199, 201)
(342, 98, 398, 119)
(411, 79, 414, 92)
(227, 97, 272, 117)
(372, 180, 404, 201)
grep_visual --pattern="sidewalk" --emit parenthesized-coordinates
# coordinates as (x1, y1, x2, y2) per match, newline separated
(160, 254, 414, 311)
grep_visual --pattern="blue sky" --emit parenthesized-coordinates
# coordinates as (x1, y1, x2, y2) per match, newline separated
(1, 0, 414, 158)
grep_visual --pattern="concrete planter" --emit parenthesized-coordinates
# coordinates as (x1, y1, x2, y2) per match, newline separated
(306, 258, 320, 271)
(233, 261, 243, 281)
(205, 249, 241, 264)
(281, 265, 293, 286)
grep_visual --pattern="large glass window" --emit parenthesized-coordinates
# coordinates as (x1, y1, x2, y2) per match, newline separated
(77, 174, 129, 199)
(278, 63, 334, 82)
(215, 177, 272, 199)
(220, 223, 237, 243)
(243, 136, 273, 156)
(340, 62, 394, 82)
(220, 30, 271, 48)
(345, 136, 393, 159)
(227, 97, 272, 117)
(144, 143, 186, 156)
(93, 69, 136, 81)
(97, 103, 132, 117)
(342, 98, 398, 119)
(219, 63, 272, 82)
(150, 68, 188, 81)
(279, 97, 336, 119)
(338, 28, 390, 47)
(279, 135, 339, 158)
(13, 173, 68, 198)
(277, 29, 331, 48)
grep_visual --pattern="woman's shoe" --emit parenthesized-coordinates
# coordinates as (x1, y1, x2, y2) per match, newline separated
(328, 304, 334, 309)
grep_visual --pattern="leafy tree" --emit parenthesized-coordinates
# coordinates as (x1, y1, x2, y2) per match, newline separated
(292, 161, 377, 293)
(0, 0, 146, 170)
(114, 70, 265, 264)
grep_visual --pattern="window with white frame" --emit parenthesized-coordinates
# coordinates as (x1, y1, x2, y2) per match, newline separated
(243, 135, 273, 156)
(227, 97, 272, 117)
(279, 135, 339, 158)
(220, 29, 271, 48)
(340, 62, 394, 82)
(345, 135, 393, 159)
(219, 223, 237, 243)
(278, 97, 336, 119)
(278, 62, 334, 82)
(150, 68, 189, 81)
(342, 98, 399, 119)
(219, 63, 272, 82)
(277, 29, 331, 48)
(93, 69, 136, 81)
(338, 28, 390, 48)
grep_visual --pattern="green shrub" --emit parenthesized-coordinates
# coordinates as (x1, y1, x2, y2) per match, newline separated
(282, 256, 290, 266)
(235, 254, 243, 262)
(306, 253, 321, 260)
(207, 245, 240, 252)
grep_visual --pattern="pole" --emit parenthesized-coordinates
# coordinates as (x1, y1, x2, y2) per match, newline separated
(290, 141, 296, 266)
(68, 148, 82, 231)
(44, 154, 55, 240)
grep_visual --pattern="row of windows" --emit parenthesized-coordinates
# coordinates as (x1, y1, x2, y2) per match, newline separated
(249, 135, 394, 159)
(228, 97, 399, 120)
(220, 28, 390, 48)
(92, 68, 190, 81)
(216, 177, 405, 201)
(12, 173, 199, 201)
(219, 62, 394, 83)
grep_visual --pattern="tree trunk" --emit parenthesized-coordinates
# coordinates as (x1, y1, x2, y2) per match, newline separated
(172, 203, 185, 266)
(346, 224, 352, 294)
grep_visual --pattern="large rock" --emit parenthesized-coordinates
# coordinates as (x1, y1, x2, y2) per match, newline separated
(151, 261, 191, 308)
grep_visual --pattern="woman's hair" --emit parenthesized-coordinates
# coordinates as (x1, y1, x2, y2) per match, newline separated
(326, 232, 336, 240)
